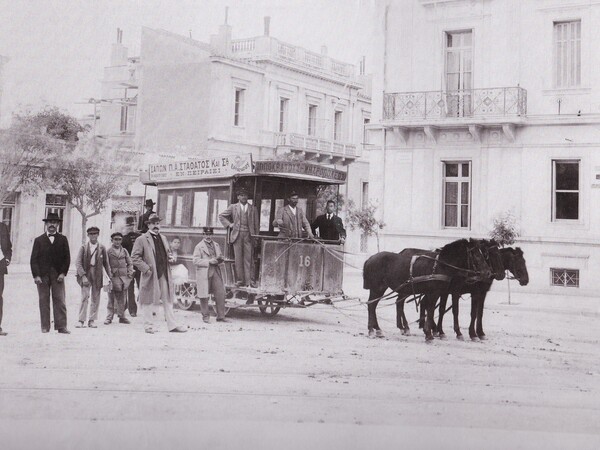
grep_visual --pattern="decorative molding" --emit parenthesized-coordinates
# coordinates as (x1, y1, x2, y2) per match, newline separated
(393, 126, 410, 145)
(468, 125, 482, 143)
(502, 123, 516, 143)
(424, 125, 439, 143)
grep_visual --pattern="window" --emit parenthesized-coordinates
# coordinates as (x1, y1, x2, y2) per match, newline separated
(234, 88, 245, 126)
(363, 117, 370, 144)
(333, 111, 342, 141)
(551, 268, 579, 287)
(554, 20, 581, 88)
(1, 192, 16, 238)
(192, 191, 209, 227)
(279, 98, 289, 133)
(445, 30, 473, 117)
(45, 194, 67, 233)
(191, 187, 230, 227)
(443, 162, 471, 228)
(552, 160, 579, 221)
(159, 192, 191, 227)
(308, 104, 317, 136)
(120, 90, 136, 132)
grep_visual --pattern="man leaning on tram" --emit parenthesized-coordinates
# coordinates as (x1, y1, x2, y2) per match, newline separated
(273, 192, 314, 239)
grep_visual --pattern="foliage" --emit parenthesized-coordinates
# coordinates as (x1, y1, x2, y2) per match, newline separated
(13, 106, 85, 142)
(315, 184, 345, 215)
(489, 210, 520, 247)
(46, 137, 136, 243)
(346, 199, 385, 251)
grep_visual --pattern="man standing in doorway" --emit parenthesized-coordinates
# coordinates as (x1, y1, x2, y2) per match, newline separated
(137, 199, 155, 234)
(311, 200, 346, 243)
(131, 214, 187, 334)
(274, 192, 314, 239)
(122, 216, 140, 317)
(75, 226, 110, 328)
(0, 220, 13, 336)
(30, 212, 71, 334)
(219, 187, 258, 287)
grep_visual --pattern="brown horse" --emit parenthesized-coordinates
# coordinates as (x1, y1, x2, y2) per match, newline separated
(363, 239, 492, 341)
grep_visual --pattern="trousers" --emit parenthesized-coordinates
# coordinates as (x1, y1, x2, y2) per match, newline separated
(106, 290, 126, 320)
(233, 230, 253, 284)
(125, 270, 140, 315)
(37, 267, 67, 330)
(78, 270, 102, 322)
(199, 270, 226, 320)
(142, 275, 177, 331)
(0, 273, 4, 330)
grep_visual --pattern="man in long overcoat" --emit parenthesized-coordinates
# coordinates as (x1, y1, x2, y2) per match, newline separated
(130, 213, 186, 334)
(193, 227, 227, 323)
(273, 192, 314, 239)
(0, 220, 13, 336)
(30, 212, 71, 334)
(218, 187, 258, 286)
(75, 226, 111, 328)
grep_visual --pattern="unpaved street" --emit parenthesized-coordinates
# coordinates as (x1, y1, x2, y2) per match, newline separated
(0, 270, 599, 450)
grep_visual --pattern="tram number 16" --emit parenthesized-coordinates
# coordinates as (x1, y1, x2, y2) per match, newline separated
(299, 255, 311, 267)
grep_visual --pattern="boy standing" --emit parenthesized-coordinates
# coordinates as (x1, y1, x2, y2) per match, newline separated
(75, 227, 110, 328)
(105, 232, 134, 325)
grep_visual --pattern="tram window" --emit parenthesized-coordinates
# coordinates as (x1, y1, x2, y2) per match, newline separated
(174, 195, 184, 225)
(192, 191, 209, 227)
(209, 188, 229, 227)
(260, 199, 272, 231)
(165, 195, 174, 225)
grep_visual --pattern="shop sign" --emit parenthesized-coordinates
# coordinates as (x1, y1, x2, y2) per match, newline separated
(148, 154, 252, 182)
(254, 161, 347, 182)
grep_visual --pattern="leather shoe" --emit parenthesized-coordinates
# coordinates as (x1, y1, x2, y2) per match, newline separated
(104, 319, 112, 325)
(57, 328, 71, 334)
(202, 315, 210, 324)
(216, 318, 230, 323)
(75, 321, 85, 328)
(88, 321, 97, 328)
(0, 330, 7, 336)
(169, 326, 187, 333)
(119, 317, 131, 324)
(130, 313, 137, 317)
(41, 328, 50, 333)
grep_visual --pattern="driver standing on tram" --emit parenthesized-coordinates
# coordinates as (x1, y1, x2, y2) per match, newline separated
(273, 192, 314, 239)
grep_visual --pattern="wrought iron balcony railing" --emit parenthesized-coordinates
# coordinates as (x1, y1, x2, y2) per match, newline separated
(383, 87, 527, 121)
(267, 131, 358, 158)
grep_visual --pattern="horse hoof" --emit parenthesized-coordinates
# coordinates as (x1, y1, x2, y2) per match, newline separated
(402, 329, 411, 336)
(439, 333, 446, 339)
(375, 329, 385, 338)
(433, 331, 439, 337)
(456, 334, 464, 340)
(470, 335, 478, 341)
(478, 335, 487, 340)
(425, 335, 434, 342)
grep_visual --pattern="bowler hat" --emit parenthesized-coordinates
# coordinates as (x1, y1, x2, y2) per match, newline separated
(86, 226, 100, 234)
(145, 213, 162, 224)
(144, 199, 156, 208)
(42, 212, 63, 222)
(236, 187, 249, 196)
(202, 226, 214, 235)
(125, 216, 136, 226)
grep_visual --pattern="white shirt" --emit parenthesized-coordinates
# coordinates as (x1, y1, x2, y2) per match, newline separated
(89, 242, 98, 266)
(240, 203, 247, 214)
(288, 205, 297, 216)
(327, 214, 332, 220)
(47, 233, 56, 243)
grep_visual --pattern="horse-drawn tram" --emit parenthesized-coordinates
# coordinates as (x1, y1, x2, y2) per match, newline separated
(140, 154, 347, 316)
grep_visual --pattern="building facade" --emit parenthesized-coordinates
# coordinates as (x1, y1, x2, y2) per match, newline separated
(109, 19, 372, 258)
(369, 0, 600, 295)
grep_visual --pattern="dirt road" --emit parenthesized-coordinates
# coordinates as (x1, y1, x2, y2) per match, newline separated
(0, 271, 599, 449)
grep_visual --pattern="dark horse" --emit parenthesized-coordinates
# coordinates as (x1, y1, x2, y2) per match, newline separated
(435, 246, 529, 340)
(362, 239, 492, 341)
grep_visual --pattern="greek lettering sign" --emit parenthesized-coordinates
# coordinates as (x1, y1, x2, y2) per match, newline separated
(148, 154, 252, 182)
(254, 161, 347, 182)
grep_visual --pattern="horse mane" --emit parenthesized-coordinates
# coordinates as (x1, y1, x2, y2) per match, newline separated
(438, 238, 469, 259)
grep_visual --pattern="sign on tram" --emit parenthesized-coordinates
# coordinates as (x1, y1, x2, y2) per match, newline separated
(148, 154, 253, 182)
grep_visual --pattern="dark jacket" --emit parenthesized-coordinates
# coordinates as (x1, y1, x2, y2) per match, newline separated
(0, 222, 12, 275)
(30, 233, 71, 278)
(311, 214, 346, 241)
(138, 210, 154, 233)
(122, 231, 141, 274)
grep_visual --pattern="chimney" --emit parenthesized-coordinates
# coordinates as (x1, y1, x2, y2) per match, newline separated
(111, 28, 127, 65)
(117, 28, 123, 44)
(321, 45, 328, 56)
(264, 16, 271, 36)
(360, 56, 366, 75)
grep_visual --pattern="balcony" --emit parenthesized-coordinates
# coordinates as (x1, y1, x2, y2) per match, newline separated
(383, 87, 527, 122)
(230, 36, 357, 83)
(264, 131, 358, 165)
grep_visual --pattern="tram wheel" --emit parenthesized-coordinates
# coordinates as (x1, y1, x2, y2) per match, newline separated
(176, 296, 196, 310)
(257, 298, 281, 316)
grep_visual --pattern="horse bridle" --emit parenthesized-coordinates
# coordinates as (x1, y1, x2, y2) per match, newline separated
(424, 244, 489, 280)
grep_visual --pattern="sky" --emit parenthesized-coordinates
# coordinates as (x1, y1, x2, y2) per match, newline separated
(0, 0, 377, 126)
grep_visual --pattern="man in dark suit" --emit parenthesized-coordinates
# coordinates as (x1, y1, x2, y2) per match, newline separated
(30, 212, 71, 334)
(122, 216, 141, 316)
(0, 220, 13, 336)
(311, 200, 346, 243)
(219, 188, 259, 287)
(138, 199, 155, 234)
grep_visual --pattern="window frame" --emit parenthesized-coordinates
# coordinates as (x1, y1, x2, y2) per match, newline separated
(444, 29, 474, 117)
(279, 97, 289, 133)
(307, 104, 318, 136)
(234, 87, 245, 127)
(442, 161, 472, 229)
(551, 159, 580, 222)
(550, 268, 579, 288)
(333, 110, 343, 141)
(553, 20, 581, 89)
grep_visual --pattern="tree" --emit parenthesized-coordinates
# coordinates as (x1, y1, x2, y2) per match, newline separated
(346, 199, 385, 252)
(489, 210, 520, 304)
(13, 106, 85, 142)
(315, 184, 345, 215)
(47, 137, 136, 244)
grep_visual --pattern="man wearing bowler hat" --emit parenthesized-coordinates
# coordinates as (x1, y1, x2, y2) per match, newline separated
(131, 213, 186, 333)
(138, 199, 156, 234)
(218, 187, 258, 287)
(192, 227, 227, 323)
(30, 212, 71, 334)
(122, 216, 141, 316)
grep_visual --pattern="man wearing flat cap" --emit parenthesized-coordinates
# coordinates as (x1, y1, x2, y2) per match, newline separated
(138, 199, 156, 234)
(30, 212, 71, 334)
(75, 226, 110, 328)
(218, 187, 258, 287)
(131, 213, 187, 333)
(193, 227, 227, 323)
